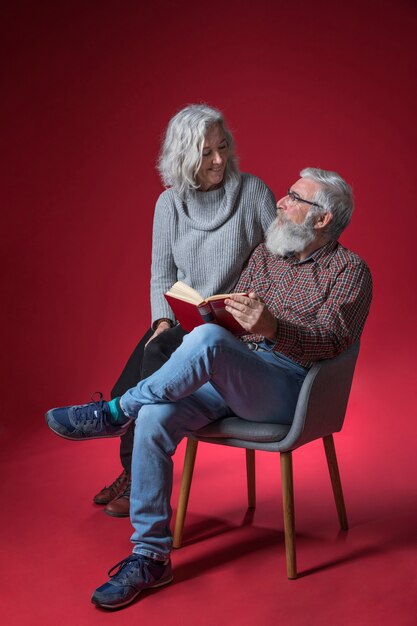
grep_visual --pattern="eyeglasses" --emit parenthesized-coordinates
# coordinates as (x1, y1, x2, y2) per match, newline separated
(287, 189, 323, 209)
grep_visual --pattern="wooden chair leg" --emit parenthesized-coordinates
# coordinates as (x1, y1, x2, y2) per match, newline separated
(323, 434, 348, 531)
(280, 451, 297, 579)
(246, 449, 256, 508)
(173, 438, 199, 548)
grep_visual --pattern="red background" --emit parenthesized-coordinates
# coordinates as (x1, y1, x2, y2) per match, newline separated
(1, 1, 417, 624)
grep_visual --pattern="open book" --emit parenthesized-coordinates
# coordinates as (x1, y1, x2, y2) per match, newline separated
(164, 281, 248, 336)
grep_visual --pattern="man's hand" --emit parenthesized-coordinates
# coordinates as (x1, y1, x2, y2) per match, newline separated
(225, 292, 278, 339)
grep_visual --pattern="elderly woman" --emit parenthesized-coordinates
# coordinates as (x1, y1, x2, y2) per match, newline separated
(90, 103, 277, 515)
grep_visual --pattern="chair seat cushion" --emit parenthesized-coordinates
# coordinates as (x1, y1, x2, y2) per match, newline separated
(193, 417, 291, 443)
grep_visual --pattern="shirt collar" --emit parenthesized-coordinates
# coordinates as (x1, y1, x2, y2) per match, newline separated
(287, 240, 339, 267)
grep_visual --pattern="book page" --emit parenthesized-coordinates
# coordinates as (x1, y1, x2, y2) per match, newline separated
(165, 281, 204, 305)
(206, 292, 247, 302)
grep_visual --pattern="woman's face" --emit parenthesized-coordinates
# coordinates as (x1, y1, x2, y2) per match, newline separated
(196, 124, 229, 191)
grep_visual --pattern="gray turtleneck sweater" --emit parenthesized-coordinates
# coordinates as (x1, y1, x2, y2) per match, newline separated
(150, 173, 277, 323)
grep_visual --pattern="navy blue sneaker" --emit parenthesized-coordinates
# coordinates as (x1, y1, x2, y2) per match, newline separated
(91, 554, 173, 609)
(45, 393, 130, 441)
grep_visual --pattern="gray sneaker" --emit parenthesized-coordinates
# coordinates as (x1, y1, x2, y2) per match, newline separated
(91, 554, 173, 609)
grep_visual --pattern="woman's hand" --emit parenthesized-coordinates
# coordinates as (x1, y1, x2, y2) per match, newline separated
(145, 320, 172, 348)
(225, 292, 278, 339)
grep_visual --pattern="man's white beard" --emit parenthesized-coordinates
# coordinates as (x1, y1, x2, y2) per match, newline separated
(265, 212, 316, 257)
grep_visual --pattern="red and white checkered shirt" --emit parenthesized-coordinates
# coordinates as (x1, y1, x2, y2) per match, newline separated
(235, 241, 373, 367)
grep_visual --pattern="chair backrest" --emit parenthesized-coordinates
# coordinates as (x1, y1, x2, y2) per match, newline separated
(280, 341, 360, 451)
(192, 342, 360, 453)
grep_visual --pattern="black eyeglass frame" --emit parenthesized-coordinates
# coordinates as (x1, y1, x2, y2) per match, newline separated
(287, 189, 323, 209)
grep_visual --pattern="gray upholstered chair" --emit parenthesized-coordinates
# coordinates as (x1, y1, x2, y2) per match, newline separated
(173, 342, 360, 579)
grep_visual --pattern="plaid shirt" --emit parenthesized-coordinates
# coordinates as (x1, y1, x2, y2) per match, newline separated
(235, 241, 373, 367)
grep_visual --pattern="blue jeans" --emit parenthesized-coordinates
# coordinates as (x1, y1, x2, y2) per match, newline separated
(120, 324, 308, 560)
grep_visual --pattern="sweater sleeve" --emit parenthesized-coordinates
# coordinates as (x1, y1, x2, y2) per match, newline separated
(260, 185, 277, 235)
(150, 193, 178, 323)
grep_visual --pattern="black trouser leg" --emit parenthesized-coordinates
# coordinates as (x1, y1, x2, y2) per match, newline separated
(111, 325, 187, 473)
(140, 324, 187, 377)
(110, 328, 153, 473)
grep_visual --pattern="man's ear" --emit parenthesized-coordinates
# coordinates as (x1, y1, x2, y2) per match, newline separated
(314, 211, 333, 230)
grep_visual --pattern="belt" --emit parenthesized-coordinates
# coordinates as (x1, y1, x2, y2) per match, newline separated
(245, 342, 269, 352)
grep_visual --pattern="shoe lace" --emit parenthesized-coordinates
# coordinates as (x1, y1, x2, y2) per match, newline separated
(107, 471, 129, 498)
(72, 392, 108, 432)
(119, 480, 131, 499)
(107, 555, 152, 585)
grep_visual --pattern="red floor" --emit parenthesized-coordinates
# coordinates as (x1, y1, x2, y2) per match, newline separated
(2, 406, 416, 626)
(2, 1, 417, 623)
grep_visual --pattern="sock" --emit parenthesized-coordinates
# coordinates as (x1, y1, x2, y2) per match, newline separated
(107, 398, 128, 424)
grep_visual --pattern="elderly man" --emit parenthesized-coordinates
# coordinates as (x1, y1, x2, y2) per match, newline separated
(46, 167, 372, 609)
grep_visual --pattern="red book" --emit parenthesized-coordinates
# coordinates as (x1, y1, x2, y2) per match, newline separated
(164, 281, 248, 336)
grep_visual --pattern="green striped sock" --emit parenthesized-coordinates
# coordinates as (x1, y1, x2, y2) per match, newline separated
(107, 398, 127, 424)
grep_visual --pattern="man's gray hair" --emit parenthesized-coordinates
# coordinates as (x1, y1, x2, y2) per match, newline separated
(157, 104, 240, 197)
(300, 167, 354, 239)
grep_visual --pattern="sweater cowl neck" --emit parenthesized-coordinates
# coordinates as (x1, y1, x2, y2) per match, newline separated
(178, 174, 242, 232)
